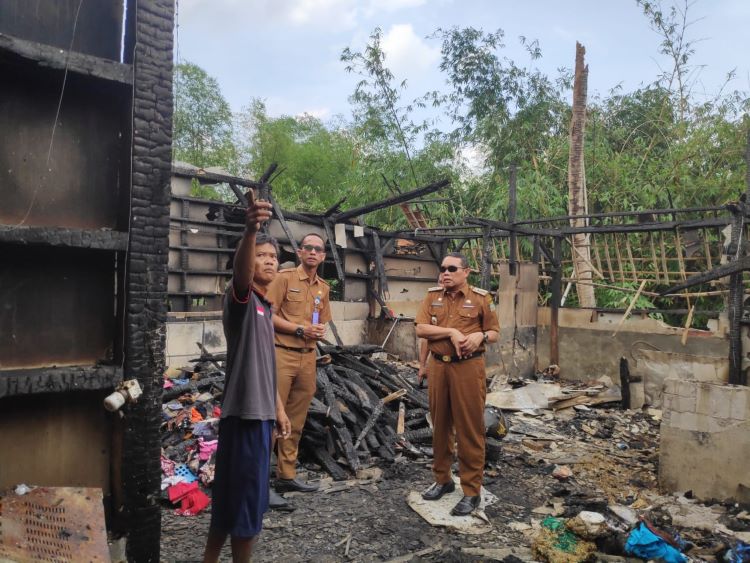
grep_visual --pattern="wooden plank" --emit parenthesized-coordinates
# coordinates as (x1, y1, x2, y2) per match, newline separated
(602, 235, 615, 282)
(0, 31, 132, 84)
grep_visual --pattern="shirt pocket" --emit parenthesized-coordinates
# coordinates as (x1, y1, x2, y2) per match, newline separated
(428, 302, 447, 325)
(457, 306, 480, 331)
(285, 291, 305, 318)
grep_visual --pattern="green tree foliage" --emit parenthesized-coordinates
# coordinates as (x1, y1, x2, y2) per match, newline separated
(173, 62, 237, 176)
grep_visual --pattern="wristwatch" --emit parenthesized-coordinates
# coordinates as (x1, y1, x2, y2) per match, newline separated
(295, 326, 305, 338)
(483, 331, 489, 343)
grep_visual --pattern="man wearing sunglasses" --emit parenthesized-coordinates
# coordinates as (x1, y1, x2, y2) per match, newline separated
(415, 253, 499, 516)
(265, 233, 332, 498)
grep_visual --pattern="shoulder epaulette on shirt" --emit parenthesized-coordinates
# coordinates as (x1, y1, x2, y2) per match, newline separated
(471, 286, 489, 296)
(278, 267, 296, 273)
(318, 277, 330, 286)
(428, 286, 443, 292)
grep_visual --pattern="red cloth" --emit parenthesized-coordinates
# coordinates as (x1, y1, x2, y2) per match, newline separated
(167, 481, 198, 503)
(213, 406, 222, 418)
(176, 488, 211, 516)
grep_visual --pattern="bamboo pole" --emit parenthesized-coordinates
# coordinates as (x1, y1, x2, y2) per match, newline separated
(603, 235, 615, 282)
(659, 232, 670, 284)
(649, 232, 661, 282)
(703, 228, 713, 271)
(613, 233, 626, 283)
(681, 305, 695, 346)
(592, 236, 604, 279)
(625, 235, 638, 282)
(612, 280, 647, 336)
(675, 228, 687, 281)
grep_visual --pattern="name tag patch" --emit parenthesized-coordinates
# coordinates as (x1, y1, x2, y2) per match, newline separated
(289, 288, 301, 293)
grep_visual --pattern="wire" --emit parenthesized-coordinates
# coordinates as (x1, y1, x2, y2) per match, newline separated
(17, 0, 84, 226)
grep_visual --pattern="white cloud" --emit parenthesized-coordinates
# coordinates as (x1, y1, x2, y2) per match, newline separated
(381, 24, 440, 77)
(297, 107, 331, 120)
(180, 0, 358, 31)
(364, 0, 425, 17)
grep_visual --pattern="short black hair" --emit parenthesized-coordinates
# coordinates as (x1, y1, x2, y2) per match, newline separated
(256, 233, 280, 255)
(442, 252, 469, 268)
(299, 232, 326, 248)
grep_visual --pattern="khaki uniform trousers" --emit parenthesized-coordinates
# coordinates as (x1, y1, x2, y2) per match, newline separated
(428, 354, 486, 496)
(275, 346, 317, 479)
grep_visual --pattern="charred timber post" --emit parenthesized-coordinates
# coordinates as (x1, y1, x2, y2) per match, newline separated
(508, 164, 518, 276)
(619, 357, 631, 410)
(727, 200, 745, 386)
(323, 219, 345, 282)
(121, 0, 174, 560)
(331, 179, 449, 223)
(269, 194, 299, 254)
(480, 226, 493, 288)
(550, 237, 563, 366)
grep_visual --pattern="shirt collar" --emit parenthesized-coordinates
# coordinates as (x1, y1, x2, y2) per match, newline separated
(296, 263, 319, 284)
(445, 282, 469, 298)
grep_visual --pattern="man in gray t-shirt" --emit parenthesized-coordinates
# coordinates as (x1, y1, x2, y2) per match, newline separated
(203, 194, 291, 563)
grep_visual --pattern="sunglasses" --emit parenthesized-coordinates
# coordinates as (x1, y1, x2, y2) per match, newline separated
(439, 265, 465, 273)
(301, 244, 325, 253)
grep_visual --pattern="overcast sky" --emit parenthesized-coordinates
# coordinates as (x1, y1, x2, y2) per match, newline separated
(176, 0, 750, 123)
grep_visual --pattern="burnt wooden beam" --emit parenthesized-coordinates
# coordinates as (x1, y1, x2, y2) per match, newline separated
(508, 164, 518, 276)
(480, 226, 492, 290)
(269, 193, 299, 254)
(658, 255, 750, 295)
(0, 32, 133, 84)
(550, 237, 562, 366)
(466, 217, 559, 237)
(0, 225, 129, 251)
(323, 219, 345, 282)
(324, 197, 348, 217)
(372, 231, 389, 299)
(0, 365, 123, 398)
(172, 163, 265, 190)
(516, 204, 727, 225)
(332, 179, 450, 223)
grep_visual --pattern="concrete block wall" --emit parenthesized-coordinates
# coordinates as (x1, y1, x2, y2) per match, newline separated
(660, 379, 750, 502)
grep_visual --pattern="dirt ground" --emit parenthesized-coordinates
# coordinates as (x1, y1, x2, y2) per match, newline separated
(160, 407, 663, 562)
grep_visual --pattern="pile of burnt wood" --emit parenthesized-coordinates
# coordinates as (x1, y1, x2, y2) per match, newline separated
(302, 344, 435, 480)
(160, 343, 505, 481)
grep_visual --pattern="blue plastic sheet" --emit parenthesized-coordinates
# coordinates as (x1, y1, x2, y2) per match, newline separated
(624, 522, 687, 563)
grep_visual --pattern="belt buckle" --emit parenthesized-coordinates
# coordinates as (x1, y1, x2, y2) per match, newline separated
(441, 355, 451, 363)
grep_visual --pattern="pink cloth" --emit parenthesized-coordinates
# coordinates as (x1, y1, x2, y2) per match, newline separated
(198, 438, 219, 461)
(161, 455, 176, 477)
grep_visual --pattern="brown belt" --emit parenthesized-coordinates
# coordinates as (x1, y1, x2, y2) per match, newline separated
(275, 344, 315, 353)
(432, 351, 483, 363)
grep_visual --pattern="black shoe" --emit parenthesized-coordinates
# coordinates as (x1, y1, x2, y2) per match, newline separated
(421, 481, 455, 501)
(269, 488, 295, 512)
(275, 478, 319, 493)
(450, 495, 480, 516)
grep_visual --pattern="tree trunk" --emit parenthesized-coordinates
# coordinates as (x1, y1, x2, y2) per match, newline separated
(568, 42, 596, 308)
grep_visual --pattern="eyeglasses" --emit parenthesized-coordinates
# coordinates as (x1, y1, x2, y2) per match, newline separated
(439, 265, 464, 273)
(301, 244, 325, 253)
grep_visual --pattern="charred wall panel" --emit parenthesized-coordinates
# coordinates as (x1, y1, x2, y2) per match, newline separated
(0, 392, 111, 491)
(0, 0, 124, 61)
(0, 66, 130, 229)
(0, 246, 115, 370)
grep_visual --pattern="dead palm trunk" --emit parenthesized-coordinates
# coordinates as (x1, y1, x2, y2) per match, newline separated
(568, 42, 596, 308)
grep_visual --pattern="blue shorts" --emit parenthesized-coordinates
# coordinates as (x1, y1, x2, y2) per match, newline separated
(210, 417, 274, 538)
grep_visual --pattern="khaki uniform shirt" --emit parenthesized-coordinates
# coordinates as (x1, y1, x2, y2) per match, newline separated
(266, 264, 332, 349)
(415, 282, 500, 357)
